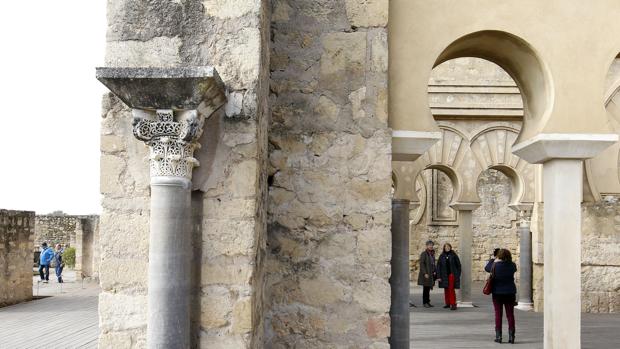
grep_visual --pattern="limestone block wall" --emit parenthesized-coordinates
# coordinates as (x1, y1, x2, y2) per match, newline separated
(532, 202, 620, 313)
(265, 1, 392, 347)
(0, 209, 34, 307)
(99, 1, 270, 348)
(34, 215, 80, 248)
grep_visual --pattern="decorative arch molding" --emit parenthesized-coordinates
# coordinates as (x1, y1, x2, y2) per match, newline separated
(469, 123, 534, 204)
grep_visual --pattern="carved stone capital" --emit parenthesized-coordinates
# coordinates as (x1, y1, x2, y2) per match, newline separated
(132, 109, 204, 179)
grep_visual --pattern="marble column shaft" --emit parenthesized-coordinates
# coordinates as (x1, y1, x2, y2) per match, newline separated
(456, 208, 475, 306)
(390, 199, 410, 349)
(517, 212, 533, 310)
(543, 159, 582, 349)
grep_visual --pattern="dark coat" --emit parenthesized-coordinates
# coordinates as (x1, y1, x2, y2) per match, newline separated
(437, 251, 461, 289)
(485, 259, 517, 295)
(417, 250, 436, 287)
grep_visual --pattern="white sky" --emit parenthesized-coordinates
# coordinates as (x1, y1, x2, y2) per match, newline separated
(0, 1, 107, 215)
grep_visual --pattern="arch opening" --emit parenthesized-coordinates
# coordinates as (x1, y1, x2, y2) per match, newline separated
(432, 30, 553, 145)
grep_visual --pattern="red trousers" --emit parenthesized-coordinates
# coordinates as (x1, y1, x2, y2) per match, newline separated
(444, 273, 457, 306)
(493, 296, 516, 331)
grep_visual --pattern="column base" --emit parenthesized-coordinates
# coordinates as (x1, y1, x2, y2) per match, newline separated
(516, 302, 533, 311)
(457, 301, 475, 308)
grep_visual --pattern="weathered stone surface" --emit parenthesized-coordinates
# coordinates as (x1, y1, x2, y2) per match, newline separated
(345, 0, 388, 27)
(0, 210, 34, 308)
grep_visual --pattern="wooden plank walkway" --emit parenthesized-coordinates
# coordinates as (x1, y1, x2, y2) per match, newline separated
(411, 282, 620, 348)
(0, 271, 99, 349)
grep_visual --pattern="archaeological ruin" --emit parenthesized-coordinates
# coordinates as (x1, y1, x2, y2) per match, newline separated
(3, 1, 620, 349)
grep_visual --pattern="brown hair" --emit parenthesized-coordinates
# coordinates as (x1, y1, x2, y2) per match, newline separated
(497, 248, 513, 263)
(443, 243, 453, 252)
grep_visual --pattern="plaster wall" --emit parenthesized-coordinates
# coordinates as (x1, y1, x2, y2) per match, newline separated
(0, 209, 34, 307)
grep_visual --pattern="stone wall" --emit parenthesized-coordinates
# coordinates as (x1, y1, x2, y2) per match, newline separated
(99, 0, 270, 348)
(0, 209, 34, 307)
(532, 202, 620, 313)
(34, 215, 100, 278)
(265, 1, 392, 347)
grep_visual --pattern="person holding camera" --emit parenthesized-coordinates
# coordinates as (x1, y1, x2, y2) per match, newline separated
(437, 243, 461, 310)
(485, 248, 518, 344)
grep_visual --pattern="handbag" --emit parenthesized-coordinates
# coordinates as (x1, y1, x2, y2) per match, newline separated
(483, 262, 496, 295)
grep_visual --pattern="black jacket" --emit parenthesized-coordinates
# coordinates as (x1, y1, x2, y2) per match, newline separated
(485, 259, 517, 295)
(437, 251, 461, 289)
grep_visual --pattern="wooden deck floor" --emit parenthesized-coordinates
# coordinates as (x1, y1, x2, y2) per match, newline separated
(411, 282, 620, 348)
(0, 271, 100, 349)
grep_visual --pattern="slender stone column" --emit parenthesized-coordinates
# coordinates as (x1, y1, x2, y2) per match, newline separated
(134, 109, 204, 348)
(390, 199, 410, 349)
(451, 203, 479, 307)
(512, 133, 618, 349)
(516, 209, 533, 311)
(96, 67, 226, 349)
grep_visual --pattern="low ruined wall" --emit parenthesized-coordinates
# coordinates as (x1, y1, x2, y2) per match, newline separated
(0, 209, 34, 307)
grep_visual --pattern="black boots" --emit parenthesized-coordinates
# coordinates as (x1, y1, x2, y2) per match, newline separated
(508, 329, 515, 344)
(494, 330, 502, 343)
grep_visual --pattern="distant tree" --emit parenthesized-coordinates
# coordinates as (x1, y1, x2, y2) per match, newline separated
(49, 210, 67, 216)
(63, 247, 76, 268)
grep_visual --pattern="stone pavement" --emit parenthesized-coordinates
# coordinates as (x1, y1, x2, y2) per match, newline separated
(410, 283, 620, 348)
(0, 270, 100, 349)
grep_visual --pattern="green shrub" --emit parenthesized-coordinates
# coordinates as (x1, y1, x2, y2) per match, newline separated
(63, 247, 76, 268)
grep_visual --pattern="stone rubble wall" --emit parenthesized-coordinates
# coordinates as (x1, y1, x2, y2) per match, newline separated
(265, 1, 392, 347)
(532, 202, 620, 313)
(99, 1, 269, 348)
(34, 215, 100, 278)
(0, 209, 34, 307)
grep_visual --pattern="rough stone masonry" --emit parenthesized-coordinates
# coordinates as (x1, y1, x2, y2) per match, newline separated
(0, 209, 34, 308)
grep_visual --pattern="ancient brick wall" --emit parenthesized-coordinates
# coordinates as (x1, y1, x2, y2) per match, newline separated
(99, 1, 270, 347)
(265, 1, 392, 347)
(34, 215, 79, 249)
(0, 209, 34, 307)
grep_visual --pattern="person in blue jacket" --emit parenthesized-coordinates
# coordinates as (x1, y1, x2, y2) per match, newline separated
(39, 242, 55, 283)
(485, 248, 517, 344)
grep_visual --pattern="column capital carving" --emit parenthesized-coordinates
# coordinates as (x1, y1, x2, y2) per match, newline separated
(133, 109, 204, 179)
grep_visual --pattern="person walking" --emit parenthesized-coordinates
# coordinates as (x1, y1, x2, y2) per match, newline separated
(437, 243, 461, 310)
(485, 248, 518, 344)
(417, 240, 437, 307)
(54, 244, 65, 283)
(38, 242, 54, 283)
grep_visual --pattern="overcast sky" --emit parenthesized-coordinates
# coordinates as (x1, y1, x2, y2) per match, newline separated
(0, 1, 107, 215)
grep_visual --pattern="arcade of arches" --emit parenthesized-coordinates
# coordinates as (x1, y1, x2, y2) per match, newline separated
(84, 1, 620, 348)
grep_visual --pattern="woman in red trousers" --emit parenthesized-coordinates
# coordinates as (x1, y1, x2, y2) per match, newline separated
(437, 243, 461, 310)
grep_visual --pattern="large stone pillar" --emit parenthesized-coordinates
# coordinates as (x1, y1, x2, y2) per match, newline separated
(390, 199, 410, 349)
(515, 208, 533, 311)
(513, 133, 617, 349)
(96, 67, 226, 349)
(451, 203, 479, 307)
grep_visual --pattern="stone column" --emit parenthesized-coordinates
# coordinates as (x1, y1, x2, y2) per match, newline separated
(451, 203, 480, 307)
(513, 133, 618, 349)
(96, 67, 226, 349)
(390, 199, 410, 349)
(516, 209, 533, 311)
